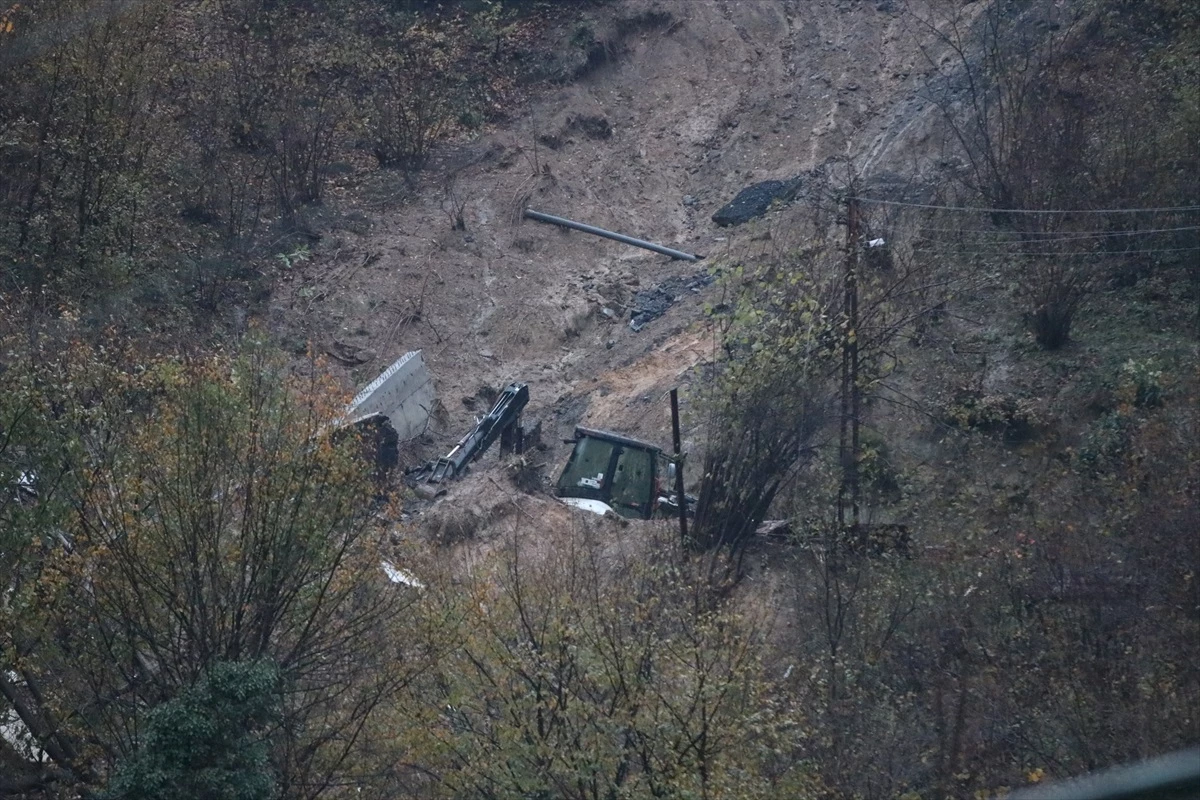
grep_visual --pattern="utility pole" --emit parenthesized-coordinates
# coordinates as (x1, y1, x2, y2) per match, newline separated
(838, 194, 861, 532)
(670, 388, 689, 549)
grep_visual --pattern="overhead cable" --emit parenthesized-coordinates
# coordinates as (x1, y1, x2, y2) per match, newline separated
(914, 245, 1200, 257)
(909, 225, 1200, 240)
(855, 198, 1200, 215)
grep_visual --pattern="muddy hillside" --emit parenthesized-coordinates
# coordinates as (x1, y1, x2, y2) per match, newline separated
(274, 0, 958, 468)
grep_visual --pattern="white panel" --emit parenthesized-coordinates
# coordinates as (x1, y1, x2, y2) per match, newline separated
(343, 350, 435, 441)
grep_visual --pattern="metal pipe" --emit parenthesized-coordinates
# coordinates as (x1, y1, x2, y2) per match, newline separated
(524, 209, 703, 262)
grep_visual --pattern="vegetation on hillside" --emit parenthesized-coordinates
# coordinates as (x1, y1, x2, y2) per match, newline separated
(0, 0, 1196, 798)
(0, 0, 593, 323)
(690, 1, 1198, 796)
(1, 337, 427, 796)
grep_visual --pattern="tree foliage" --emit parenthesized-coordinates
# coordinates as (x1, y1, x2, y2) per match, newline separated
(0, 335, 422, 797)
(691, 258, 839, 561)
(402, 521, 820, 800)
(101, 660, 280, 800)
(915, 0, 1200, 347)
(0, 0, 549, 309)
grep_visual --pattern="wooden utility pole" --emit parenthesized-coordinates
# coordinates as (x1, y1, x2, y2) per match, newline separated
(838, 194, 861, 531)
(670, 388, 689, 549)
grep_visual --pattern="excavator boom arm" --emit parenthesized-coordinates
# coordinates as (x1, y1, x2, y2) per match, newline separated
(409, 382, 529, 484)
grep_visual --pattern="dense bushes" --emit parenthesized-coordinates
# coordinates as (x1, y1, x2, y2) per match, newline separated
(918, 0, 1200, 348)
(0, 0, 557, 309)
(0, 337, 422, 797)
(683, 4, 1199, 794)
(0, 334, 825, 799)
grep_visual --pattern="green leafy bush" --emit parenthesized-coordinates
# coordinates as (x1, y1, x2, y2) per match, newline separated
(102, 661, 280, 800)
(1076, 410, 1132, 475)
(944, 388, 1043, 443)
(859, 433, 902, 501)
(1117, 358, 1166, 408)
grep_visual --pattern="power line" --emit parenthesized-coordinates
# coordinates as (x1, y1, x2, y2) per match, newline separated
(914, 233, 1200, 249)
(909, 225, 1200, 241)
(913, 245, 1200, 257)
(914, 235, 1196, 248)
(856, 197, 1200, 215)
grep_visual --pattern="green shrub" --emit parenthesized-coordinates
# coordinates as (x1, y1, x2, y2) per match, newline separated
(944, 388, 1042, 443)
(102, 661, 280, 800)
(859, 433, 902, 501)
(1076, 411, 1132, 475)
(1116, 358, 1166, 408)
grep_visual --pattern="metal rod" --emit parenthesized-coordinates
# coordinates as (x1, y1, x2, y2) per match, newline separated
(670, 388, 689, 548)
(525, 209, 703, 262)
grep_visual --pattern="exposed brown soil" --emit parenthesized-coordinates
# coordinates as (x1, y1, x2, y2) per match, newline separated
(269, 0, 959, 489)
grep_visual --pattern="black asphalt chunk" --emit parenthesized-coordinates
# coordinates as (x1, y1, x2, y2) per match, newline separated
(712, 179, 801, 227)
(629, 272, 716, 331)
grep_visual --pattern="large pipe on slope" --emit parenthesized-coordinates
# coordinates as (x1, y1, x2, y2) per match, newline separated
(524, 209, 703, 262)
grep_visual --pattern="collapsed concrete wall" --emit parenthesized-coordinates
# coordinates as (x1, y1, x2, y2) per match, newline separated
(343, 350, 435, 441)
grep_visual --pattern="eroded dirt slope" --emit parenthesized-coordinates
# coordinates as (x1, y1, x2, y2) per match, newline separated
(271, 0, 957, 470)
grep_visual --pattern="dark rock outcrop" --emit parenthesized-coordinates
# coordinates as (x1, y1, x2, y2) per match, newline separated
(712, 178, 802, 227)
(629, 272, 715, 331)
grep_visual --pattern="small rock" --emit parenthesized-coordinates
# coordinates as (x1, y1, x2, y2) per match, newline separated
(682, 195, 697, 206)
(601, 307, 617, 319)
(479, 349, 495, 359)
(326, 341, 375, 366)
(606, 340, 615, 349)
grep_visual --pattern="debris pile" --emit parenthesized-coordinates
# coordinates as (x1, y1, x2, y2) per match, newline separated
(712, 178, 803, 227)
(629, 272, 715, 331)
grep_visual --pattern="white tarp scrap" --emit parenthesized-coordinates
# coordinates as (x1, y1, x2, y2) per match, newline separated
(381, 560, 425, 589)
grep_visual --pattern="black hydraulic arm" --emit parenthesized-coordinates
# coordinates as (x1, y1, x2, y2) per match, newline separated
(409, 382, 529, 483)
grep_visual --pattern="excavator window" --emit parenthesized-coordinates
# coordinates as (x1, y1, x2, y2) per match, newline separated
(556, 437, 618, 497)
(610, 446, 653, 516)
(555, 430, 664, 520)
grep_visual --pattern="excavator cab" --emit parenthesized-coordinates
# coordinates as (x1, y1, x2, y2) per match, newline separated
(555, 427, 672, 520)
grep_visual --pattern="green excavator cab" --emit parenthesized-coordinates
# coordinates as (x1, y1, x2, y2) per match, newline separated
(555, 427, 672, 520)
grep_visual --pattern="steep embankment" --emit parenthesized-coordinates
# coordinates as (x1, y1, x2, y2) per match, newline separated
(237, 0, 1200, 791)
(272, 0, 956, 463)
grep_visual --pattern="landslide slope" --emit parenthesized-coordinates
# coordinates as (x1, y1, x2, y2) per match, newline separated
(272, 0, 957, 459)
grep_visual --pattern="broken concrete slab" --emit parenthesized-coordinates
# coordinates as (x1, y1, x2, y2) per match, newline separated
(343, 350, 435, 441)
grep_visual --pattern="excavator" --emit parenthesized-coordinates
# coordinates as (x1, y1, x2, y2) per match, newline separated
(407, 383, 690, 519)
(406, 382, 529, 486)
(553, 426, 690, 520)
